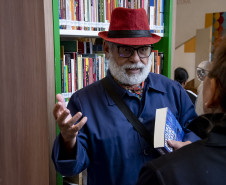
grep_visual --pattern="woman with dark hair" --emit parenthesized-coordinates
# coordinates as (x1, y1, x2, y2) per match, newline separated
(136, 37, 226, 185)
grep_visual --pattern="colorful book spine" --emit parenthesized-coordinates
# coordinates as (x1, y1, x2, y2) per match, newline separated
(65, 54, 72, 92)
(149, 0, 155, 32)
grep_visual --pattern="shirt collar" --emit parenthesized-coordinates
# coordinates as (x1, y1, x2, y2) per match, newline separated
(105, 71, 168, 105)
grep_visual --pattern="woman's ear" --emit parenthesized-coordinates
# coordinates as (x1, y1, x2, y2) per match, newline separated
(205, 78, 220, 108)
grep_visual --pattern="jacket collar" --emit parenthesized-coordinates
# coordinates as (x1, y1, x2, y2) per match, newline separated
(188, 113, 226, 139)
(145, 73, 167, 93)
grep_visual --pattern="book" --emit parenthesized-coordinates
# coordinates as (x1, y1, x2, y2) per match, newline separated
(158, 52, 164, 74)
(154, 107, 184, 155)
(152, 50, 158, 73)
(82, 53, 97, 82)
(65, 53, 72, 92)
(61, 40, 78, 52)
(77, 54, 83, 90)
(60, 46, 65, 93)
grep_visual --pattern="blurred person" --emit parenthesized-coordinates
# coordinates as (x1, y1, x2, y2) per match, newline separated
(136, 37, 226, 185)
(174, 67, 197, 104)
(196, 60, 211, 115)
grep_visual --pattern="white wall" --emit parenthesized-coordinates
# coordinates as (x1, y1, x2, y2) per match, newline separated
(173, 0, 226, 81)
(176, 0, 226, 47)
(173, 45, 196, 81)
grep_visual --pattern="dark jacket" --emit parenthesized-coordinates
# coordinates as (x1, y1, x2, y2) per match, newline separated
(186, 90, 197, 105)
(136, 114, 226, 185)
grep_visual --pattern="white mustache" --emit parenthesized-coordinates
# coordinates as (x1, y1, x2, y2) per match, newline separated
(122, 63, 145, 70)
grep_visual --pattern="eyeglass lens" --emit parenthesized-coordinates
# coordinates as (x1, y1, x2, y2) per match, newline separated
(118, 46, 152, 58)
(197, 67, 209, 81)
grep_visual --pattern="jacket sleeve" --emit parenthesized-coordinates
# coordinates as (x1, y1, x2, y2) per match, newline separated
(51, 92, 90, 176)
(51, 133, 90, 176)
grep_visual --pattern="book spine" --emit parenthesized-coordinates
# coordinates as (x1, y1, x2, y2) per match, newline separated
(61, 0, 66, 29)
(60, 59, 64, 92)
(101, 56, 104, 79)
(65, 54, 72, 92)
(85, 57, 89, 86)
(152, 50, 158, 74)
(82, 58, 86, 87)
(71, 59, 75, 92)
(77, 55, 83, 90)
(59, 0, 62, 29)
(74, 52, 78, 91)
(66, 0, 72, 29)
(158, 52, 164, 74)
(160, 0, 164, 33)
(149, 0, 155, 32)
(88, 58, 94, 84)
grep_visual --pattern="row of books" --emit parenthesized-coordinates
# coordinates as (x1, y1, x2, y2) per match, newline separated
(151, 50, 164, 74)
(60, 44, 107, 101)
(59, 0, 164, 33)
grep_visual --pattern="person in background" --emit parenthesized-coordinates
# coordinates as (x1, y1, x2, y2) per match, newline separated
(136, 36, 226, 185)
(52, 8, 199, 185)
(174, 67, 197, 104)
(195, 60, 211, 115)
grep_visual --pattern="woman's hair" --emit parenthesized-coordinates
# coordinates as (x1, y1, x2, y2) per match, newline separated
(174, 67, 189, 84)
(208, 36, 226, 111)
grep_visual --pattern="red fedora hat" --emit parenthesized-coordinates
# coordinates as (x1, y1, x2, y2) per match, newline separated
(98, 7, 161, 45)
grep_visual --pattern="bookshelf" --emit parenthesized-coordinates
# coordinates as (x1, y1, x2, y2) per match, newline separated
(52, 0, 175, 184)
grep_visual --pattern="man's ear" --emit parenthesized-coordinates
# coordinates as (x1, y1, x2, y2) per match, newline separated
(103, 41, 110, 59)
(182, 81, 186, 88)
(205, 78, 220, 108)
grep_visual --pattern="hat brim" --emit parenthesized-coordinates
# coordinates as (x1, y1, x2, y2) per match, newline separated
(98, 31, 161, 45)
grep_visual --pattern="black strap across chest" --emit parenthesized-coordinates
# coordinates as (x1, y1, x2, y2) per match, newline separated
(101, 77, 154, 147)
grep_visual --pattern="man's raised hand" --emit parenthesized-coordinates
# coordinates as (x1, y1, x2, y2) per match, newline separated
(53, 94, 87, 150)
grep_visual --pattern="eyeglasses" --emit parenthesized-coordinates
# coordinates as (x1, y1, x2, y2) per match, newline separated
(197, 67, 209, 81)
(117, 45, 153, 58)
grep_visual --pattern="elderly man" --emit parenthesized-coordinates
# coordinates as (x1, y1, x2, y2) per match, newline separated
(52, 7, 198, 185)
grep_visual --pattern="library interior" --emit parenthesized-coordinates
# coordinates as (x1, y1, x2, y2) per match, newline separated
(1, 0, 226, 185)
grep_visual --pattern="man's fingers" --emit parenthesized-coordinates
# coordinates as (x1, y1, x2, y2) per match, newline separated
(57, 111, 87, 130)
(67, 112, 86, 127)
(71, 116, 87, 133)
(53, 102, 65, 120)
(167, 140, 191, 150)
(56, 109, 71, 127)
(56, 94, 66, 107)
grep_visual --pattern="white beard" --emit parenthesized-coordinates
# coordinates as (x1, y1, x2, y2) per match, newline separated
(107, 53, 152, 85)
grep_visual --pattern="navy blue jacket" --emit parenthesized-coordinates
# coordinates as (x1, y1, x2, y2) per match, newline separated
(52, 71, 199, 185)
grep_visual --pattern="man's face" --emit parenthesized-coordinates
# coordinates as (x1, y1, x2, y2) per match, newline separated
(106, 43, 152, 85)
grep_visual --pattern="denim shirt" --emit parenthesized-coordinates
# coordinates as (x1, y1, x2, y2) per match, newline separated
(52, 71, 199, 185)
